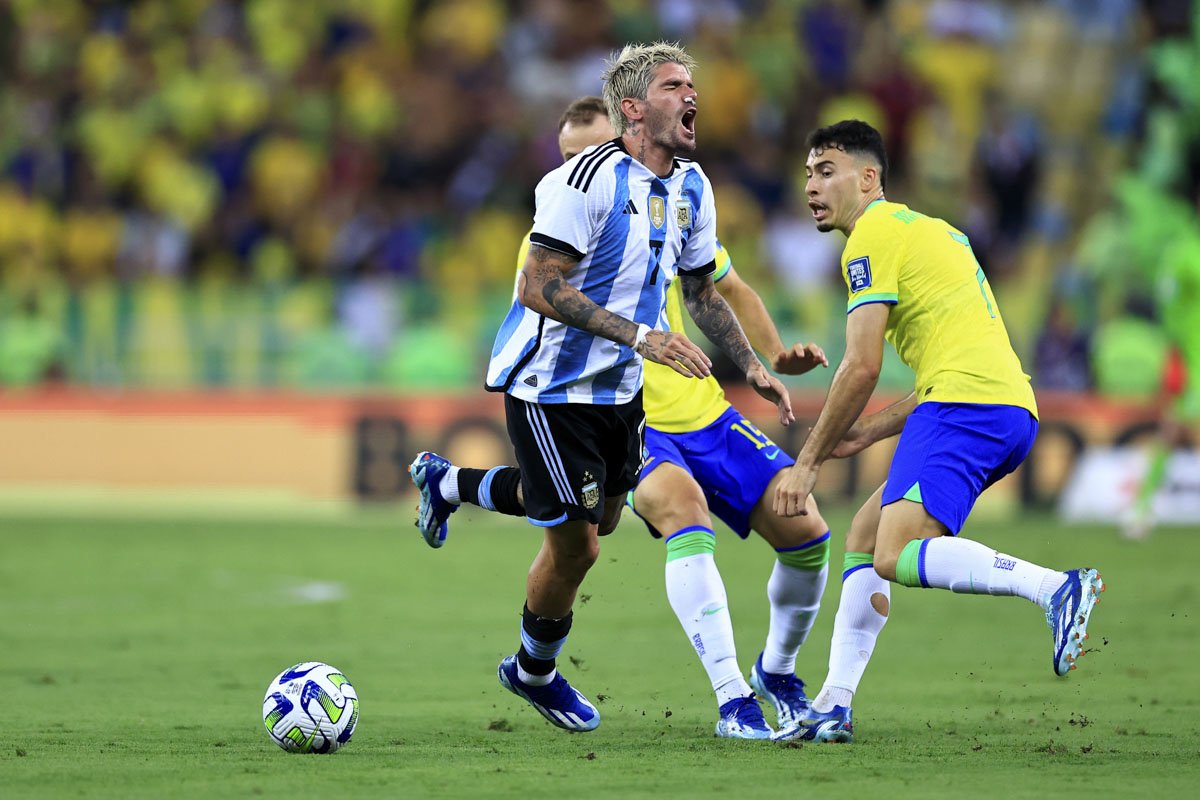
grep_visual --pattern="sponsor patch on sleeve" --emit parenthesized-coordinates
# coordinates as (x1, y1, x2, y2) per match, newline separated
(847, 256, 872, 292)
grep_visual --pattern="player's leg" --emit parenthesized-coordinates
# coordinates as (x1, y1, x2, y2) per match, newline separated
(873, 402, 1104, 677)
(782, 483, 890, 744)
(632, 459, 771, 739)
(744, 471, 830, 730)
(408, 452, 525, 547)
(495, 395, 624, 732)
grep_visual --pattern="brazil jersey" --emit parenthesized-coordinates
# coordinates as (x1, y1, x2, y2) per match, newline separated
(640, 242, 734, 432)
(513, 236, 734, 432)
(842, 200, 1037, 417)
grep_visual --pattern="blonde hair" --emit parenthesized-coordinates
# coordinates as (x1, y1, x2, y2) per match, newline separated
(601, 42, 697, 136)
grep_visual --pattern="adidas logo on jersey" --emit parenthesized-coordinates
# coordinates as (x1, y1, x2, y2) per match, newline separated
(622, 199, 638, 215)
(523, 375, 538, 387)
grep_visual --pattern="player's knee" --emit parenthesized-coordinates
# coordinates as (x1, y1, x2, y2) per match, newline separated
(634, 481, 706, 531)
(873, 553, 899, 582)
(558, 539, 600, 577)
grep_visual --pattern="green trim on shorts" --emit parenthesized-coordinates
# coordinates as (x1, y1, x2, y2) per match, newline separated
(665, 528, 716, 562)
(895, 539, 924, 587)
(902, 482, 923, 503)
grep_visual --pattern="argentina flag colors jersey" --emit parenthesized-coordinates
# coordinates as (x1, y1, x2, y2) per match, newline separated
(486, 138, 717, 404)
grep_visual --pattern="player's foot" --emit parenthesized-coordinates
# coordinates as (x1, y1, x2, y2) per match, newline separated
(714, 694, 773, 739)
(497, 655, 600, 732)
(771, 705, 853, 743)
(748, 653, 810, 730)
(408, 451, 458, 548)
(1046, 568, 1105, 676)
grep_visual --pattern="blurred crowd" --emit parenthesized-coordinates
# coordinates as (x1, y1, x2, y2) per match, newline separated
(0, 0, 1196, 393)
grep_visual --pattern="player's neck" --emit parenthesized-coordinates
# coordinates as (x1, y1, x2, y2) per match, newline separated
(844, 192, 886, 234)
(621, 131, 675, 177)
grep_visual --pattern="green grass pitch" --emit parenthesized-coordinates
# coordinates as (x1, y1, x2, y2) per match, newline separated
(2, 507, 1198, 798)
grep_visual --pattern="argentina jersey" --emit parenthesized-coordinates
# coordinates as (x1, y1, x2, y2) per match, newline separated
(486, 139, 717, 404)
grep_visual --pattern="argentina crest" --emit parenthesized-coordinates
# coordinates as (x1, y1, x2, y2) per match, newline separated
(580, 471, 600, 509)
(648, 196, 665, 229)
(675, 199, 692, 229)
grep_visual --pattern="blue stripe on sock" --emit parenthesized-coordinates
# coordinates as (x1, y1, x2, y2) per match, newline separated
(842, 562, 874, 581)
(478, 466, 504, 512)
(917, 538, 931, 589)
(775, 531, 831, 552)
(520, 629, 568, 661)
(664, 525, 714, 543)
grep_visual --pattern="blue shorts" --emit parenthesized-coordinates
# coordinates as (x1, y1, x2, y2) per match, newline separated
(636, 405, 793, 538)
(881, 401, 1038, 534)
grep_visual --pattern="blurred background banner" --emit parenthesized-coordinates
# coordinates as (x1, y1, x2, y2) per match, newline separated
(0, 0, 1197, 517)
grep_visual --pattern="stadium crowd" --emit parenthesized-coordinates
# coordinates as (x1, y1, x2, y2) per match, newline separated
(0, 0, 1195, 393)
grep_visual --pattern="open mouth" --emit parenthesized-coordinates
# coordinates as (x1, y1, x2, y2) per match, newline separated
(680, 107, 697, 138)
(809, 201, 828, 223)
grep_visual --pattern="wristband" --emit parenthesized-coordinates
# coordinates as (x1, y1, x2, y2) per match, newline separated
(633, 323, 652, 349)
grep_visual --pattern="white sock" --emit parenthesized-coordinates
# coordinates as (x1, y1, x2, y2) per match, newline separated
(813, 564, 890, 713)
(918, 537, 1065, 608)
(438, 466, 461, 504)
(517, 664, 555, 686)
(665, 552, 750, 707)
(761, 562, 827, 675)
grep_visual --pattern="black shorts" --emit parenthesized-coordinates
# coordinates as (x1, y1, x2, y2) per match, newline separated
(504, 391, 646, 527)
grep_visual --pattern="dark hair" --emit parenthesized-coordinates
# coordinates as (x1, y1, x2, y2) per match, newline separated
(805, 120, 888, 190)
(558, 96, 607, 133)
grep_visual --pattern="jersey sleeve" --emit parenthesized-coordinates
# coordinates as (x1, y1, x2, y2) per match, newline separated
(843, 217, 901, 313)
(676, 167, 717, 278)
(528, 172, 590, 260)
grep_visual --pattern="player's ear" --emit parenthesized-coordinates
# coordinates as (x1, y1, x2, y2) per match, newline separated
(859, 164, 878, 192)
(620, 97, 643, 127)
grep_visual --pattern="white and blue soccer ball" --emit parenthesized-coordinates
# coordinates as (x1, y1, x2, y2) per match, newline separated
(262, 661, 359, 753)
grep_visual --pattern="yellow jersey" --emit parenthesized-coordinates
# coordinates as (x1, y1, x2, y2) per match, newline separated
(842, 200, 1038, 417)
(514, 235, 734, 432)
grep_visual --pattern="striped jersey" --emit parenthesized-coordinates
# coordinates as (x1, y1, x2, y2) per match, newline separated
(486, 138, 718, 404)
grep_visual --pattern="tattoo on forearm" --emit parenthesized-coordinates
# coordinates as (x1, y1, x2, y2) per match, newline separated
(681, 276, 756, 371)
(528, 245, 634, 344)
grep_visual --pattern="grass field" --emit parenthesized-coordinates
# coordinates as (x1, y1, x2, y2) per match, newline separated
(2, 505, 1198, 798)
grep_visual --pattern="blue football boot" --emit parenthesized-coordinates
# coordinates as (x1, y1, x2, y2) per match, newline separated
(748, 653, 810, 730)
(1046, 568, 1105, 676)
(408, 451, 458, 548)
(497, 655, 600, 732)
(714, 694, 774, 739)
(772, 705, 854, 743)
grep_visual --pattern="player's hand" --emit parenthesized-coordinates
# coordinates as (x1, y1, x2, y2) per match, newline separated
(774, 463, 819, 517)
(771, 342, 829, 376)
(745, 362, 794, 426)
(829, 421, 874, 459)
(637, 330, 712, 379)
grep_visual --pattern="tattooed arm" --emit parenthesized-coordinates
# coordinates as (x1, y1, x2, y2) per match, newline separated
(681, 272, 794, 425)
(518, 244, 712, 379)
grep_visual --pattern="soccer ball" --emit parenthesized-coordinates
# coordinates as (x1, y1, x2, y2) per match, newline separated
(262, 662, 359, 753)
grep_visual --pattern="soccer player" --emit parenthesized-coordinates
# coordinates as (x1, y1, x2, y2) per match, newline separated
(770, 120, 1105, 743)
(1123, 227, 1200, 540)
(412, 96, 833, 739)
(423, 43, 793, 734)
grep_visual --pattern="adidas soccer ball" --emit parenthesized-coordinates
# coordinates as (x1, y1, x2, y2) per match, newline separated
(262, 662, 359, 753)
